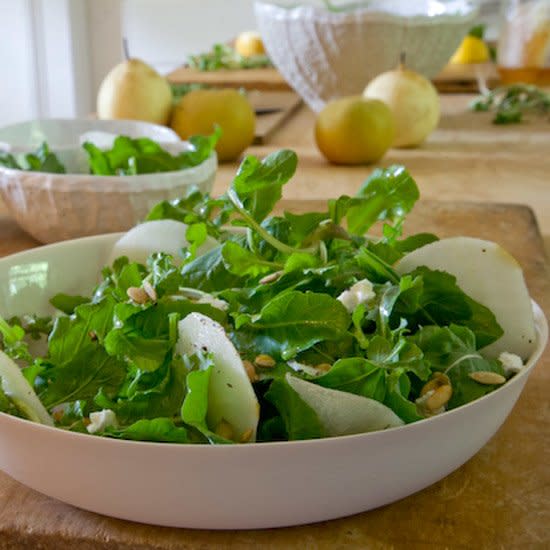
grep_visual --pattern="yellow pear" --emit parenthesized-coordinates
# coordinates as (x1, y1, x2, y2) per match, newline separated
(171, 88, 255, 162)
(97, 58, 173, 125)
(314, 96, 394, 165)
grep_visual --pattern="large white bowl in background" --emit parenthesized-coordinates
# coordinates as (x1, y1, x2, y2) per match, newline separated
(0, 234, 546, 529)
(0, 119, 217, 243)
(255, 0, 479, 111)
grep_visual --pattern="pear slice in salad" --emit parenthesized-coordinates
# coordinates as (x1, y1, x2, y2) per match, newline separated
(108, 219, 218, 266)
(0, 350, 53, 426)
(176, 313, 259, 442)
(286, 374, 404, 436)
(395, 237, 537, 360)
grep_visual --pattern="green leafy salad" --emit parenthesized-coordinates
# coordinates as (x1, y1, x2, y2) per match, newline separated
(0, 150, 532, 444)
(0, 130, 219, 176)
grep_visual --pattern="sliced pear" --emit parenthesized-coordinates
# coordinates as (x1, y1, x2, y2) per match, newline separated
(395, 237, 537, 359)
(286, 374, 403, 436)
(0, 350, 53, 426)
(108, 220, 218, 266)
(176, 313, 259, 442)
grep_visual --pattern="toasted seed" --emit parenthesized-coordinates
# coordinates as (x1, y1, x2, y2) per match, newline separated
(243, 359, 258, 382)
(215, 419, 234, 440)
(469, 371, 506, 385)
(420, 372, 451, 397)
(315, 363, 332, 373)
(425, 384, 453, 411)
(127, 286, 148, 304)
(254, 354, 276, 368)
(259, 271, 283, 285)
(240, 428, 253, 443)
(51, 406, 65, 422)
(142, 280, 157, 302)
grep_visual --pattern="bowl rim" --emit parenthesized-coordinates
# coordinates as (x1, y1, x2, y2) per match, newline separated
(0, 232, 547, 452)
(254, 0, 479, 24)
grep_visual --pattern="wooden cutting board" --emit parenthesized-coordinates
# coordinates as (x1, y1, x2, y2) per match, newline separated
(167, 64, 501, 95)
(432, 62, 500, 93)
(168, 66, 291, 92)
(0, 200, 548, 549)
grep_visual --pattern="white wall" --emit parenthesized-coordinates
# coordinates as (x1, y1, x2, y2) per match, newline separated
(0, 0, 38, 125)
(121, 0, 257, 74)
(87, 0, 123, 105)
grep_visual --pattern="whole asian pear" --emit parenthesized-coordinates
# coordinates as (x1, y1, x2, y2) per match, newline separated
(97, 59, 173, 125)
(171, 89, 255, 162)
(315, 96, 394, 165)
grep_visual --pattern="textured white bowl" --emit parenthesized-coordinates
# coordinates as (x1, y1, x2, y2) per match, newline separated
(255, 0, 479, 111)
(0, 119, 217, 243)
(0, 234, 546, 529)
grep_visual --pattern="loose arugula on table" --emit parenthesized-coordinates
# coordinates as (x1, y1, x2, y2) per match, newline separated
(0, 149, 508, 444)
(471, 84, 550, 125)
(188, 43, 272, 71)
(0, 130, 219, 176)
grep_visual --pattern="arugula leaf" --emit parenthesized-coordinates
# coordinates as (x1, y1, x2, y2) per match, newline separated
(146, 191, 231, 239)
(38, 297, 127, 407)
(106, 418, 188, 443)
(394, 267, 503, 348)
(50, 293, 89, 315)
(0, 315, 32, 362)
(180, 245, 243, 292)
(0, 142, 66, 173)
(328, 166, 419, 236)
(221, 241, 282, 277)
(315, 357, 386, 401)
(413, 324, 505, 409)
(39, 346, 127, 409)
(104, 296, 225, 373)
(230, 150, 298, 222)
(235, 291, 350, 360)
(384, 369, 422, 423)
(84, 131, 219, 176)
(0, 381, 26, 418)
(284, 211, 330, 245)
(180, 366, 232, 444)
(96, 356, 187, 423)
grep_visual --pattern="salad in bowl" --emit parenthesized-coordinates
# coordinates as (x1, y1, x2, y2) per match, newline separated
(0, 150, 545, 528)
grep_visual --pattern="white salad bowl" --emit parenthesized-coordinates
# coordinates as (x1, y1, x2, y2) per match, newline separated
(0, 234, 547, 530)
(255, 0, 478, 111)
(0, 119, 217, 244)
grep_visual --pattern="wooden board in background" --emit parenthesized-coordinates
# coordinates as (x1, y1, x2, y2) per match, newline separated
(433, 62, 500, 93)
(167, 66, 291, 92)
(167, 63, 501, 95)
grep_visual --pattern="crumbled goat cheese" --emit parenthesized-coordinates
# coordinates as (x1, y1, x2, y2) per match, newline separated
(87, 409, 118, 434)
(337, 279, 376, 313)
(499, 351, 524, 375)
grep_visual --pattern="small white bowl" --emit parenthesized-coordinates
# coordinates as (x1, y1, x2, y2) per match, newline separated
(255, 0, 479, 111)
(0, 119, 217, 243)
(0, 233, 546, 529)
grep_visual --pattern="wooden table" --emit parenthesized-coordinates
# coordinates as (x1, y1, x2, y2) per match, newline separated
(0, 95, 549, 548)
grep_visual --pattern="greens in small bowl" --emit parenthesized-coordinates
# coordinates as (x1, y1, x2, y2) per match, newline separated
(0, 150, 546, 529)
(0, 129, 219, 243)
